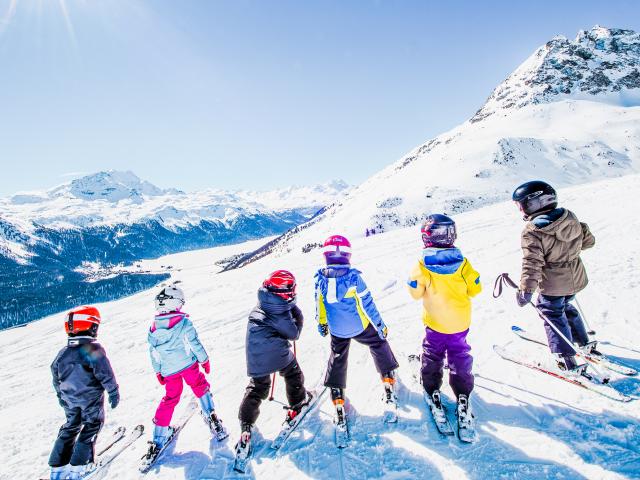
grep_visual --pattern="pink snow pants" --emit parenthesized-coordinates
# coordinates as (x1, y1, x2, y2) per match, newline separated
(154, 362, 210, 427)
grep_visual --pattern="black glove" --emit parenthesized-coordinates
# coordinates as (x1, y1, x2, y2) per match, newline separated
(516, 290, 532, 307)
(317, 324, 329, 337)
(108, 390, 120, 409)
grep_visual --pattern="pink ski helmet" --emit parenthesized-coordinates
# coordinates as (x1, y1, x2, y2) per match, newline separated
(323, 235, 352, 265)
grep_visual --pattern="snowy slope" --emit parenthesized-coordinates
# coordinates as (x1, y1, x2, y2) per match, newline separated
(2, 175, 639, 480)
(231, 26, 640, 264)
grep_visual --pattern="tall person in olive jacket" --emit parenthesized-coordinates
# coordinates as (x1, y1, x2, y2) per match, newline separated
(512, 180, 596, 371)
(236, 270, 310, 450)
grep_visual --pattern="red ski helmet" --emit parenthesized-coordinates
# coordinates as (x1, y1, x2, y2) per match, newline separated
(263, 270, 297, 302)
(323, 235, 352, 265)
(65, 305, 101, 337)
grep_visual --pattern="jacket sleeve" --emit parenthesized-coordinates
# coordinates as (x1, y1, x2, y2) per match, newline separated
(461, 259, 482, 297)
(184, 319, 209, 363)
(271, 312, 301, 341)
(315, 276, 328, 326)
(291, 305, 304, 331)
(520, 228, 545, 293)
(51, 354, 63, 403)
(407, 263, 427, 300)
(581, 222, 595, 250)
(92, 345, 119, 395)
(355, 273, 386, 330)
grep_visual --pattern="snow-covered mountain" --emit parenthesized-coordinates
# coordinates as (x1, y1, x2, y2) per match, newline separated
(3, 175, 639, 480)
(0, 172, 349, 328)
(230, 26, 640, 267)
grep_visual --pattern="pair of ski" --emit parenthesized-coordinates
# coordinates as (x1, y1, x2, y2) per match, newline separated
(39, 425, 145, 480)
(233, 386, 328, 474)
(495, 325, 635, 402)
(408, 354, 477, 443)
(140, 399, 229, 474)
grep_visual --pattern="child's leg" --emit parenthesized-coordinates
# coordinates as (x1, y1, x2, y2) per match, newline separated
(181, 363, 214, 413)
(565, 295, 589, 347)
(445, 330, 474, 398)
(48, 408, 82, 468)
(324, 335, 351, 389)
(153, 374, 184, 427)
(280, 358, 306, 407)
(421, 328, 447, 395)
(537, 294, 575, 355)
(238, 376, 271, 425)
(69, 407, 103, 467)
(354, 324, 399, 377)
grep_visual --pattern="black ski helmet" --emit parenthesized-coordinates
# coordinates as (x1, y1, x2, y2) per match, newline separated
(512, 180, 558, 219)
(421, 214, 457, 248)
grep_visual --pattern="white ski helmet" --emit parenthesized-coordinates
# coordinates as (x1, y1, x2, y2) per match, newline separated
(155, 285, 185, 313)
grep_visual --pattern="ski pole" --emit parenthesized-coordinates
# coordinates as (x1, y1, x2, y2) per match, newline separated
(268, 373, 277, 401)
(575, 297, 596, 336)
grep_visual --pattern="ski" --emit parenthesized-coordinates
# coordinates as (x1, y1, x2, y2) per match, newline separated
(382, 382, 398, 424)
(97, 426, 127, 456)
(334, 401, 349, 448)
(494, 344, 632, 402)
(512, 325, 638, 376)
(139, 400, 199, 473)
(271, 387, 328, 451)
(407, 354, 455, 436)
(455, 396, 477, 443)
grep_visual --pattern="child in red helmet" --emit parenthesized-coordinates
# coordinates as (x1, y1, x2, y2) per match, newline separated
(235, 270, 311, 461)
(48, 306, 119, 480)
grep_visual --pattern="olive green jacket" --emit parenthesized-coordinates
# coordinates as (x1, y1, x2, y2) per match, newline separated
(520, 209, 595, 296)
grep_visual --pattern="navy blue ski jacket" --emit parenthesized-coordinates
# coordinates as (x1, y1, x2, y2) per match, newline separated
(245, 288, 303, 378)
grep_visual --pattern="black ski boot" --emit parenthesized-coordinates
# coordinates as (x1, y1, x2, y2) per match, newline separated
(381, 371, 398, 423)
(284, 390, 313, 425)
(233, 423, 253, 473)
(205, 411, 228, 441)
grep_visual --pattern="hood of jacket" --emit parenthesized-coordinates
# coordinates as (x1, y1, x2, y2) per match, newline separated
(530, 208, 582, 242)
(257, 287, 296, 315)
(149, 312, 187, 346)
(421, 247, 464, 274)
(315, 266, 357, 302)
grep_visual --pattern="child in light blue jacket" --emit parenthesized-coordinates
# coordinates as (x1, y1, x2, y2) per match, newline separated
(145, 285, 227, 454)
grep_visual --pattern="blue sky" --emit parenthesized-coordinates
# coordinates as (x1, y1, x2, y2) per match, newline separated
(1, 0, 638, 195)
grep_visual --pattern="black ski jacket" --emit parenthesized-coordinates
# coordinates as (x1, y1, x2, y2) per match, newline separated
(51, 337, 119, 413)
(245, 288, 303, 377)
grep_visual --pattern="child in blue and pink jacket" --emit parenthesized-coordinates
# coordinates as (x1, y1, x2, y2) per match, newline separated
(147, 285, 226, 449)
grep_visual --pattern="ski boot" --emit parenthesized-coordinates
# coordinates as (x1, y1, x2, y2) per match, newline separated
(381, 371, 398, 423)
(233, 423, 253, 473)
(581, 340, 603, 357)
(456, 394, 477, 443)
(68, 464, 94, 480)
(50, 465, 69, 480)
(198, 392, 228, 441)
(142, 425, 174, 463)
(331, 388, 349, 447)
(555, 354, 587, 376)
(284, 390, 313, 426)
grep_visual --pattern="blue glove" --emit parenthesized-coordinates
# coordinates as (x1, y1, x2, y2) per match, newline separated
(318, 324, 329, 337)
(377, 324, 388, 340)
(516, 290, 532, 307)
(108, 390, 120, 409)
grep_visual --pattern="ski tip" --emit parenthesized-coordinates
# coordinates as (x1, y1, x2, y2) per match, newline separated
(511, 325, 524, 332)
(134, 424, 145, 434)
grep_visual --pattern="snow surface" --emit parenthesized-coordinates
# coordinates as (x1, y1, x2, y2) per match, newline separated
(2, 175, 639, 480)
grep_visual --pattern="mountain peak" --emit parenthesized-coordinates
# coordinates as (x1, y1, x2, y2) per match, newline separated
(52, 170, 171, 202)
(471, 26, 640, 122)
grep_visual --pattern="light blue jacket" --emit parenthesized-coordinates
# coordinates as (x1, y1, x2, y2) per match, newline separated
(147, 312, 209, 377)
(315, 266, 386, 339)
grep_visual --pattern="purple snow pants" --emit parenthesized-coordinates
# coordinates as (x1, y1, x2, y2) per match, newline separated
(421, 327, 474, 397)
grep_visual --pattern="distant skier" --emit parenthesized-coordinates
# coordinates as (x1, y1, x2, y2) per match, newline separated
(407, 214, 481, 424)
(512, 180, 596, 371)
(48, 306, 120, 480)
(315, 235, 399, 425)
(145, 284, 227, 461)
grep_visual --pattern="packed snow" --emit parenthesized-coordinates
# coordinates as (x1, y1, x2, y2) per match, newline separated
(2, 175, 639, 480)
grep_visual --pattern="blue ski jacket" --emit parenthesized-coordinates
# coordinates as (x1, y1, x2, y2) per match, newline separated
(147, 312, 209, 378)
(315, 266, 386, 339)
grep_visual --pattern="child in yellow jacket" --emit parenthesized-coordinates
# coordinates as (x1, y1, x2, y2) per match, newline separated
(407, 214, 481, 411)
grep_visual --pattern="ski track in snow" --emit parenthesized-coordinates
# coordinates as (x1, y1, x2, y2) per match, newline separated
(2, 176, 640, 480)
